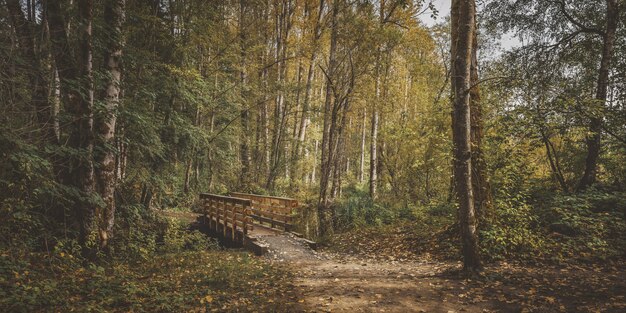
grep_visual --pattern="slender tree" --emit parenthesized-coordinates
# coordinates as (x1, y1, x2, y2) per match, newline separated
(451, 0, 482, 274)
(468, 14, 492, 221)
(95, 0, 125, 250)
(579, 0, 620, 190)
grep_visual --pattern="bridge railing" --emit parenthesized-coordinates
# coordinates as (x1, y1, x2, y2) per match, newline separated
(199, 193, 253, 243)
(229, 192, 298, 231)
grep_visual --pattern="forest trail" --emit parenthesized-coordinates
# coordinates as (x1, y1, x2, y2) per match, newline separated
(257, 230, 497, 313)
(160, 211, 495, 312)
(159, 210, 626, 312)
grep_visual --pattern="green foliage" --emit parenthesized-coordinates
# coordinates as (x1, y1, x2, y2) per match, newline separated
(0, 250, 297, 312)
(535, 190, 626, 261)
(334, 187, 394, 230)
(480, 197, 545, 261)
(334, 186, 443, 231)
(108, 205, 219, 261)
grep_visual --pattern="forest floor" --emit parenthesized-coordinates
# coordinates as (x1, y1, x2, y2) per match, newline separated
(255, 224, 626, 313)
(261, 231, 497, 312)
(129, 211, 625, 313)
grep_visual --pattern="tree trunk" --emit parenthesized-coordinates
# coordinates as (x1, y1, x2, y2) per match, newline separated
(359, 107, 366, 183)
(239, 0, 251, 191)
(469, 17, 492, 222)
(292, 0, 324, 186)
(94, 0, 125, 250)
(451, 0, 481, 274)
(267, 0, 294, 190)
(578, 0, 619, 190)
(540, 129, 568, 192)
(48, 0, 97, 254)
(318, 0, 339, 238)
(369, 74, 379, 199)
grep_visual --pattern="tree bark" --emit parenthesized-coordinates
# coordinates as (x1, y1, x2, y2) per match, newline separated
(47, 0, 97, 253)
(579, 0, 620, 190)
(239, 0, 251, 191)
(369, 73, 380, 199)
(94, 0, 125, 250)
(318, 0, 339, 238)
(293, 0, 324, 186)
(469, 17, 492, 222)
(267, 0, 294, 190)
(359, 107, 366, 183)
(451, 0, 482, 274)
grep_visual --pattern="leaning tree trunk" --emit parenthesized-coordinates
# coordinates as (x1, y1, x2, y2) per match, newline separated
(292, 0, 324, 184)
(451, 0, 481, 274)
(95, 0, 125, 250)
(579, 0, 619, 190)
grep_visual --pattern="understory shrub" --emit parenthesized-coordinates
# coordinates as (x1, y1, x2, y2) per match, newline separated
(480, 196, 545, 261)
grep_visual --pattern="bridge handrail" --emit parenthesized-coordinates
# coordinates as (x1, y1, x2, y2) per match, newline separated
(229, 192, 298, 231)
(200, 193, 253, 206)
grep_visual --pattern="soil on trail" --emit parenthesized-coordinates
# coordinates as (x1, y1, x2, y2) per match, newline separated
(257, 231, 500, 313)
(161, 211, 626, 312)
(257, 230, 626, 313)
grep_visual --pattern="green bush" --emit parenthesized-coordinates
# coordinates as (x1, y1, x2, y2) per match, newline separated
(480, 196, 545, 261)
(535, 189, 626, 260)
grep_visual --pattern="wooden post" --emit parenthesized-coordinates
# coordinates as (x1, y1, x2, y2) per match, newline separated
(222, 199, 227, 238)
(231, 203, 236, 241)
(243, 203, 248, 236)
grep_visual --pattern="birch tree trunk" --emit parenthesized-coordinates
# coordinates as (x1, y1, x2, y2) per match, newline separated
(359, 107, 366, 183)
(95, 0, 125, 250)
(369, 73, 379, 199)
(293, 0, 324, 184)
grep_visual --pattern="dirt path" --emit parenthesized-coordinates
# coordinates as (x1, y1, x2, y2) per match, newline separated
(256, 231, 499, 313)
(160, 211, 625, 312)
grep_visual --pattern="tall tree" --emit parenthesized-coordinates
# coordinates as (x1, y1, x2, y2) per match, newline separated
(95, 0, 125, 250)
(579, 0, 621, 190)
(47, 0, 97, 253)
(292, 0, 325, 186)
(451, 0, 481, 274)
(318, 0, 340, 238)
(469, 14, 492, 221)
(239, 0, 251, 191)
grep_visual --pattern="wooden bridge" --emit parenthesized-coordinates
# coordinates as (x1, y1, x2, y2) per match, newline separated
(198, 192, 311, 255)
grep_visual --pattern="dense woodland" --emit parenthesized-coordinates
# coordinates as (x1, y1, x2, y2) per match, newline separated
(1, 0, 625, 311)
